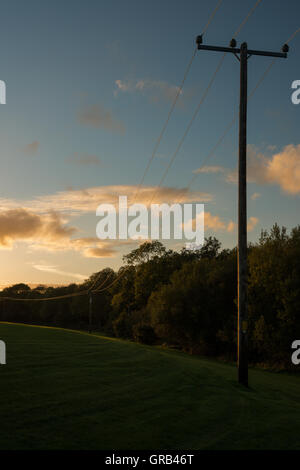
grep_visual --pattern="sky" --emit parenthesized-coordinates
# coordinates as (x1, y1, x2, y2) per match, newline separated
(0, 0, 299, 286)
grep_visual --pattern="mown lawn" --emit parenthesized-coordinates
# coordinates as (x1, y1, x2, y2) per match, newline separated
(0, 322, 299, 450)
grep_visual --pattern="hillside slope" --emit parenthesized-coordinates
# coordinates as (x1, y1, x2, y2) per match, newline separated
(0, 322, 299, 450)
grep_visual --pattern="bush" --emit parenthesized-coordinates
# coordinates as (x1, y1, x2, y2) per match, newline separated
(132, 324, 157, 345)
(112, 311, 133, 339)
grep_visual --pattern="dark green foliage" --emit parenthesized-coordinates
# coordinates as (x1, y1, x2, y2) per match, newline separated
(248, 224, 300, 367)
(132, 323, 157, 345)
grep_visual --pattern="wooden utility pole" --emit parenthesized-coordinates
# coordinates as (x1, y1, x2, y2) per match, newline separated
(238, 42, 248, 386)
(88, 292, 93, 334)
(196, 35, 288, 386)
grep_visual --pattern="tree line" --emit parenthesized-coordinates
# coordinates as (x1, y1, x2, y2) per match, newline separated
(0, 223, 299, 369)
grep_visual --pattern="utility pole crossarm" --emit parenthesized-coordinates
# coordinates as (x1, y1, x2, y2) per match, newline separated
(197, 44, 287, 58)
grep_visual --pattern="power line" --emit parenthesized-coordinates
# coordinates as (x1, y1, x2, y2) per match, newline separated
(0, 290, 88, 302)
(175, 59, 275, 202)
(147, 54, 226, 205)
(87, 271, 103, 292)
(232, 0, 263, 39)
(92, 266, 131, 294)
(132, 0, 224, 204)
(286, 27, 300, 44)
(90, 1, 226, 293)
(202, 0, 224, 35)
(92, 269, 115, 292)
(132, 49, 197, 204)
(145, 0, 264, 207)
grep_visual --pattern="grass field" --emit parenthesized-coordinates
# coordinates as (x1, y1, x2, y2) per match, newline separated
(0, 322, 299, 450)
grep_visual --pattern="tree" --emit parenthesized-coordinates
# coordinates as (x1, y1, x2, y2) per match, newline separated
(123, 241, 166, 265)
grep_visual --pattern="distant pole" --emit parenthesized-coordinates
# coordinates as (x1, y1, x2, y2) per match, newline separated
(88, 293, 93, 334)
(195, 35, 288, 386)
(238, 42, 248, 386)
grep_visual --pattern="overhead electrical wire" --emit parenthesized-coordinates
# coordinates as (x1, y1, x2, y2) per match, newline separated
(132, 0, 224, 204)
(232, 0, 263, 39)
(147, 53, 226, 205)
(85, 1, 227, 295)
(175, 60, 275, 202)
(285, 27, 300, 44)
(146, 0, 264, 207)
(202, 0, 224, 35)
(0, 290, 88, 302)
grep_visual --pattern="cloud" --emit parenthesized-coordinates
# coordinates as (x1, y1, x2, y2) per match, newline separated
(23, 141, 39, 155)
(193, 165, 225, 175)
(67, 152, 101, 166)
(186, 215, 257, 234)
(251, 192, 261, 200)
(200, 146, 269, 185)
(115, 79, 132, 93)
(183, 211, 235, 234)
(0, 186, 213, 257)
(28, 233, 132, 259)
(202, 216, 257, 234)
(205, 212, 228, 231)
(0, 185, 213, 215)
(247, 216, 259, 232)
(68, 237, 121, 258)
(114, 78, 184, 105)
(78, 105, 125, 134)
(264, 145, 300, 194)
(83, 246, 116, 258)
(0, 206, 140, 259)
(0, 209, 76, 249)
(0, 208, 118, 259)
(225, 144, 300, 195)
(227, 221, 236, 232)
(33, 264, 87, 281)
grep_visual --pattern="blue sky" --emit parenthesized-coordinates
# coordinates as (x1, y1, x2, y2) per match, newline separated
(0, 0, 299, 286)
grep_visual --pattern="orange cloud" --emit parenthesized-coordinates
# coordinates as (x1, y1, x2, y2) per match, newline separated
(247, 217, 259, 232)
(227, 221, 236, 232)
(0, 185, 213, 215)
(265, 145, 300, 194)
(0, 209, 122, 259)
(183, 211, 235, 233)
(0, 209, 75, 248)
(225, 144, 300, 195)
